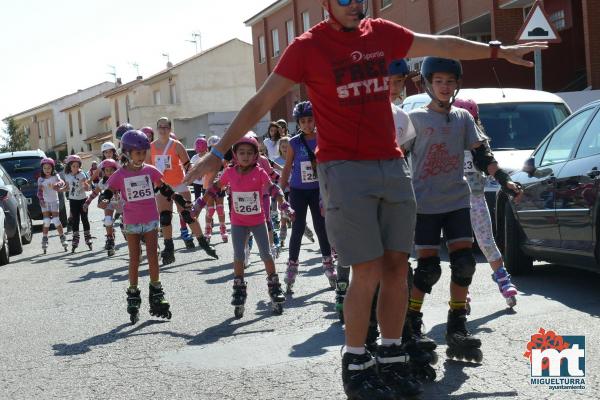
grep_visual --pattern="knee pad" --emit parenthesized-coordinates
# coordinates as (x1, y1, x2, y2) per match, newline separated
(450, 248, 476, 287)
(180, 210, 195, 224)
(159, 211, 172, 227)
(51, 217, 61, 227)
(413, 256, 441, 294)
(216, 204, 225, 217)
(206, 206, 216, 219)
(103, 216, 113, 227)
(43, 217, 51, 228)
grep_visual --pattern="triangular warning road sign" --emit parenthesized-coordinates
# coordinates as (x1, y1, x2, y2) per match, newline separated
(516, 0, 561, 43)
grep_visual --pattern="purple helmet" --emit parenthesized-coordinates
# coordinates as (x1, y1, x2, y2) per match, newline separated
(121, 130, 151, 153)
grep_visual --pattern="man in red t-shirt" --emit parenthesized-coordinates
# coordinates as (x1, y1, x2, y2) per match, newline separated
(185, 1, 545, 398)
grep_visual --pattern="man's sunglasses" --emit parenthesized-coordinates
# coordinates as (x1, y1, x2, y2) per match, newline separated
(337, 0, 365, 6)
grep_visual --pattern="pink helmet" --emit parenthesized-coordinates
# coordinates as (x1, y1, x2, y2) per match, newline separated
(40, 157, 55, 167)
(453, 98, 479, 120)
(66, 154, 82, 165)
(99, 159, 119, 171)
(195, 137, 208, 153)
(232, 133, 259, 164)
(140, 126, 154, 141)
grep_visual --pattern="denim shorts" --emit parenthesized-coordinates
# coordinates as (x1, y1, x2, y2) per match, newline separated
(123, 220, 160, 235)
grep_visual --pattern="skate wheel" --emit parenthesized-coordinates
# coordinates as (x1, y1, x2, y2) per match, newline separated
(506, 296, 517, 308)
(130, 313, 139, 325)
(166, 311, 172, 320)
(286, 286, 294, 295)
(464, 348, 483, 363)
(272, 303, 283, 315)
(234, 305, 245, 319)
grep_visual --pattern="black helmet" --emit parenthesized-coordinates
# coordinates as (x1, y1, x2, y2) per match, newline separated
(420, 57, 463, 109)
(115, 123, 134, 140)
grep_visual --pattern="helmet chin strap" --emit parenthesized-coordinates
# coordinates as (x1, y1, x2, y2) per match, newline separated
(326, 1, 367, 32)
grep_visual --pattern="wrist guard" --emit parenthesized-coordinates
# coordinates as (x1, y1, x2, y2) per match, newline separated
(99, 189, 114, 202)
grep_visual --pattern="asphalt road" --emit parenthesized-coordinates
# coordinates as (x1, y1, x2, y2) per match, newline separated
(1, 205, 598, 399)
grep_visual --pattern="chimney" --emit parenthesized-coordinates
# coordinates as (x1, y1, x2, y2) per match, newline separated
(116, 77, 122, 85)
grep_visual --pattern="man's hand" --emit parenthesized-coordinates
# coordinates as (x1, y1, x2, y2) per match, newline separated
(184, 153, 222, 185)
(500, 42, 548, 67)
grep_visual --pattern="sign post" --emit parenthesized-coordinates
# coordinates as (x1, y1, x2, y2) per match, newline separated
(515, 0, 561, 91)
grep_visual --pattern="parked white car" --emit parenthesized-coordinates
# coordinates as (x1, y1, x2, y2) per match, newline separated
(401, 88, 572, 220)
(0, 207, 9, 265)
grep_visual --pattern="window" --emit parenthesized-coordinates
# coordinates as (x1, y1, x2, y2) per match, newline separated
(549, 9, 566, 31)
(87, 144, 92, 151)
(271, 29, 280, 57)
(286, 19, 294, 44)
(381, 0, 392, 9)
(575, 109, 600, 159)
(38, 121, 43, 139)
(169, 84, 177, 104)
(77, 110, 82, 134)
(153, 90, 161, 105)
(125, 95, 131, 122)
(302, 11, 310, 32)
(69, 113, 73, 137)
(46, 120, 51, 138)
(258, 35, 266, 63)
(540, 108, 595, 166)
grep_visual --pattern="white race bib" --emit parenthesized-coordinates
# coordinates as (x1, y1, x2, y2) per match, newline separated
(232, 191, 262, 215)
(154, 155, 172, 173)
(124, 175, 154, 202)
(300, 161, 317, 183)
(464, 151, 476, 173)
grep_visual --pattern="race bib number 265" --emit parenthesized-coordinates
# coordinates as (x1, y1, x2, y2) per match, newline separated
(124, 175, 154, 202)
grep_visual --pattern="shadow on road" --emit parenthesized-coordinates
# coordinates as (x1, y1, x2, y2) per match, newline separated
(512, 263, 600, 318)
(52, 320, 193, 356)
(187, 314, 273, 347)
(288, 322, 344, 358)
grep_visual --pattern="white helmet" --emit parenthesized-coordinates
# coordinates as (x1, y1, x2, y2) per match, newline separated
(101, 142, 117, 153)
(207, 135, 220, 148)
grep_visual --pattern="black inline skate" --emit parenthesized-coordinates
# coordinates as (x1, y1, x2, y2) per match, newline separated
(126, 287, 141, 325)
(197, 235, 218, 259)
(60, 234, 68, 252)
(342, 350, 395, 400)
(161, 239, 175, 265)
(41, 236, 49, 254)
(403, 309, 438, 382)
(335, 278, 348, 324)
(231, 277, 247, 319)
(445, 308, 482, 363)
(106, 235, 115, 256)
(84, 230, 93, 250)
(267, 273, 285, 315)
(71, 231, 79, 253)
(148, 283, 172, 320)
(375, 344, 423, 399)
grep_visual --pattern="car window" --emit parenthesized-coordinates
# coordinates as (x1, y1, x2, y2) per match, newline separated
(0, 169, 11, 186)
(540, 108, 595, 166)
(575, 108, 600, 159)
(534, 138, 550, 168)
(479, 102, 570, 151)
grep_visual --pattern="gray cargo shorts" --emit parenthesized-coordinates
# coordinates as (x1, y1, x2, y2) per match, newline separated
(318, 158, 416, 266)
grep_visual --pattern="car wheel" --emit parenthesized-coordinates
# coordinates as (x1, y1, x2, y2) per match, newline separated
(8, 221, 23, 256)
(504, 201, 533, 275)
(0, 232, 9, 265)
(21, 213, 33, 244)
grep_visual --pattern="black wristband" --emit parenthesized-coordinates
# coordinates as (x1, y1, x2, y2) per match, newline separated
(494, 169, 511, 187)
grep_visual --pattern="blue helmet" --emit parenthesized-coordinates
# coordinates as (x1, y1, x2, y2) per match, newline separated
(292, 101, 313, 121)
(420, 57, 463, 81)
(388, 59, 409, 76)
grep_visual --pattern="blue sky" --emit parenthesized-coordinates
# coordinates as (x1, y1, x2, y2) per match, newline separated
(0, 0, 274, 131)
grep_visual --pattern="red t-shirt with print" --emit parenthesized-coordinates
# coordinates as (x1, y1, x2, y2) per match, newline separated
(274, 18, 414, 162)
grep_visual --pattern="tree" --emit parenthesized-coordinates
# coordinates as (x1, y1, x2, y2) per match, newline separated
(1, 117, 29, 152)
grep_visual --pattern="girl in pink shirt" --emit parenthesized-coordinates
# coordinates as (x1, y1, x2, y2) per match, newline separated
(193, 134, 294, 318)
(99, 129, 193, 325)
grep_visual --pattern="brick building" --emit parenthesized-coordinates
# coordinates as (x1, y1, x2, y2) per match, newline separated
(245, 0, 600, 122)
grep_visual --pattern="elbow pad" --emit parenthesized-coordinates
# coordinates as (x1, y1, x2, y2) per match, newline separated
(159, 183, 175, 199)
(471, 142, 497, 175)
(99, 189, 114, 202)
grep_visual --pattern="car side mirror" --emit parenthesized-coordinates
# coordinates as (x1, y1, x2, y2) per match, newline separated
(13, 177, 28, 189)
(523, 157, 536, 175)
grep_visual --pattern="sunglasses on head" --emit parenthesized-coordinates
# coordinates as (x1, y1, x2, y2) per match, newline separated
(337, 0, 365, 6)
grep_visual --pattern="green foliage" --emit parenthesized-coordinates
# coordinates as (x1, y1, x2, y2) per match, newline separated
(1, 117, 29, 152)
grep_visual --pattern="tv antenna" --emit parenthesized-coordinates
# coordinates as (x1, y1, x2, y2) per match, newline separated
(130, 62, 140, 77)
(107, 65, 117, 82)
(186, 32, 202, 53)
